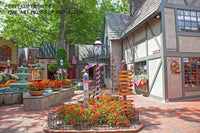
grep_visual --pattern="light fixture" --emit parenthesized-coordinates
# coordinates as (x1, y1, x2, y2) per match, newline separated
(93, 37, 102, 56)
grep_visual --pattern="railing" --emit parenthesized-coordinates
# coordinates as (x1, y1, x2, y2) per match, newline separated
(47, 110, 140, 130)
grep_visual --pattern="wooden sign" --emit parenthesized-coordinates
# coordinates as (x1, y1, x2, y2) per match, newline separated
(118, 78, 132, 81)
(119, 85, 132, 88)
(118, 74, 132, 77)
(118, 70, 133, 74)
(118, 82, 131, 85)
(119, 92, 134, 96)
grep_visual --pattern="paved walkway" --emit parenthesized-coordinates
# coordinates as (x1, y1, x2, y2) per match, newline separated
(0, 90, 200, 133)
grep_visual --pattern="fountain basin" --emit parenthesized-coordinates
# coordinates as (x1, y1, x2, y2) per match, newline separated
(14, 73, 31, 83)
(9, 82, 32, 91)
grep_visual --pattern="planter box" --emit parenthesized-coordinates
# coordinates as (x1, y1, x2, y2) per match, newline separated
(23, 87, 74, 111)
(135, 79, 149, 95)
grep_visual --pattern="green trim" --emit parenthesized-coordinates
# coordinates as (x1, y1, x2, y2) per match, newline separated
(178, 32, 200, 37)
(147, 23, 161, 49)
(191, 0, 197, 6)
(174, 8, 180, 52)
(158, 0, 168, 12)
(133, 37, 146, 46)
(161, 7, 168, 101)
(149, 60, 162, 93)
(126, 37, 134, 57)
(145, 23, 148, 56)
(166, 52, 200, 57)
(132, 33, 135, 62)
(184, 0, 190, 5)
(181, 57, 185, 98)
(165, 3, 200, 11)
(134, 53, 162, 63)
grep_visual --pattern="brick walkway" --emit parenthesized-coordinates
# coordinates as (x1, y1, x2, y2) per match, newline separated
(0, 90, 200, 133)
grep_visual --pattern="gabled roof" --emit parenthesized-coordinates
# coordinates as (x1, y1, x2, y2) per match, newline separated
(78, 45, 94, 61)
(121, 0, 162, 38)
(36, 42, 58, 58)
(104, 13, 130, 40)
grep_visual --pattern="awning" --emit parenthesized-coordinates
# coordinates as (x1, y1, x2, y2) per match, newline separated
(85, 63, 106, 69)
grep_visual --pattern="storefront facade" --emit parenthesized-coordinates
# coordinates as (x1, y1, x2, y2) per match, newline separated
(103, 0, 200, 101)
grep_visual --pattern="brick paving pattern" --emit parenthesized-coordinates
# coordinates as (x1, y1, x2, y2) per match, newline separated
(0, 90, 200, 133)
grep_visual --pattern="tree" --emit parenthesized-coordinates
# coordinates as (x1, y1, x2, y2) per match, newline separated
(1, 0, 129, 47)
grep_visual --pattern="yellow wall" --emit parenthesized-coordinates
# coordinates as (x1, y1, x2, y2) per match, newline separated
(0, 37, 18, 65)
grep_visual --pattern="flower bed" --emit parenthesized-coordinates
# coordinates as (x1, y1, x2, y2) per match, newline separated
(46, 94, 141, 131)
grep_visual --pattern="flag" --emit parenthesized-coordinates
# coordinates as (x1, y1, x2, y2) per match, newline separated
(72, 56, 77, 64)
(63, 69, 67, 73)
(135, 79, 142, 87)
(58, 69, 62, 73)
(4, 69, 7, 73)
(4, 69, 12, 73)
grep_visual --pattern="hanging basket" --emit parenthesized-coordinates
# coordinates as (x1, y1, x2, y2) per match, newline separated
(62, 84, 71, 88)
(51, 87, 61, 91)
(29, 90, 45, 96)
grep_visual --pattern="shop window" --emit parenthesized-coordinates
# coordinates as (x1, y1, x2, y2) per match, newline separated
(177, 10, 200, 32)
(184, 57, 200, 87)
(134, 61, 147, 76)
(0, 45, 12, 61)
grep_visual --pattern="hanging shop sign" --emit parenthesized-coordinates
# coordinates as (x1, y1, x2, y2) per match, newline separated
(170, 60, 180, 74)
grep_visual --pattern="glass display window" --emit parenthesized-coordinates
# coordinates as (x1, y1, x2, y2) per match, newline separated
(134, 61, 147, 76)
(184, 57, 200, 87)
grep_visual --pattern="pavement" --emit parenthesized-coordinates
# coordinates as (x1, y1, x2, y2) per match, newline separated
(0, 89, 200, 133)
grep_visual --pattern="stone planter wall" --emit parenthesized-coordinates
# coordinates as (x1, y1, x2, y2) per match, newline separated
(0, 92, 23, 105)
(23, 87, 74, 111)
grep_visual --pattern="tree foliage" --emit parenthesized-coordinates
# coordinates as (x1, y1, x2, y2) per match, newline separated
(1, 0, 129, 47)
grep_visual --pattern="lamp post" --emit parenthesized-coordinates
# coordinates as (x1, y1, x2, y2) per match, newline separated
(60, 58, 63, 80)
(7, 58, 10, 81)
(94, 37, 102, 100)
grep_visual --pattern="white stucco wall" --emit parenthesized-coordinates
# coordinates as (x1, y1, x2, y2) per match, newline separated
(148, 58, 164, 98)
(135, 41, 147, 59)
(147, 19, 161, 56)
(124, 35, 134, 63)
(133, 25, 146, 42)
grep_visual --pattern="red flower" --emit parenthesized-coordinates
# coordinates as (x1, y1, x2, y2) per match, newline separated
(110, 97, 114, 101)
(71, 120, 73, 125)
(81, 110, 84, 114)
(22, 59, 26, 62)
(94, 113, 98, 119)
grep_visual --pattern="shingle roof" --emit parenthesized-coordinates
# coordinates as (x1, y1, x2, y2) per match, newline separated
(36, 42, 58, 58)
(104, 13, 130, 40)
(78, 45, 94, 61)
(121, 0, 162, 37)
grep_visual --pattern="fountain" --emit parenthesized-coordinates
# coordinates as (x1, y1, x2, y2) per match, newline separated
(9, 65, 32, 92)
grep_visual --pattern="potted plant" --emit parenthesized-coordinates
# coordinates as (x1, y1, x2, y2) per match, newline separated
(28, 82, 46, 96)
(49, 80, 62, 91)
(48, 64, 57, 72)
(61, 79, 71, 88)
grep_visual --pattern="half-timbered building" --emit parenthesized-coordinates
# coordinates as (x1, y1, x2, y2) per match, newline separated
(103, 0, 200, 101)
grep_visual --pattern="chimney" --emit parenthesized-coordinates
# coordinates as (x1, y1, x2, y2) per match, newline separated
(130, 0, 145, 16)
